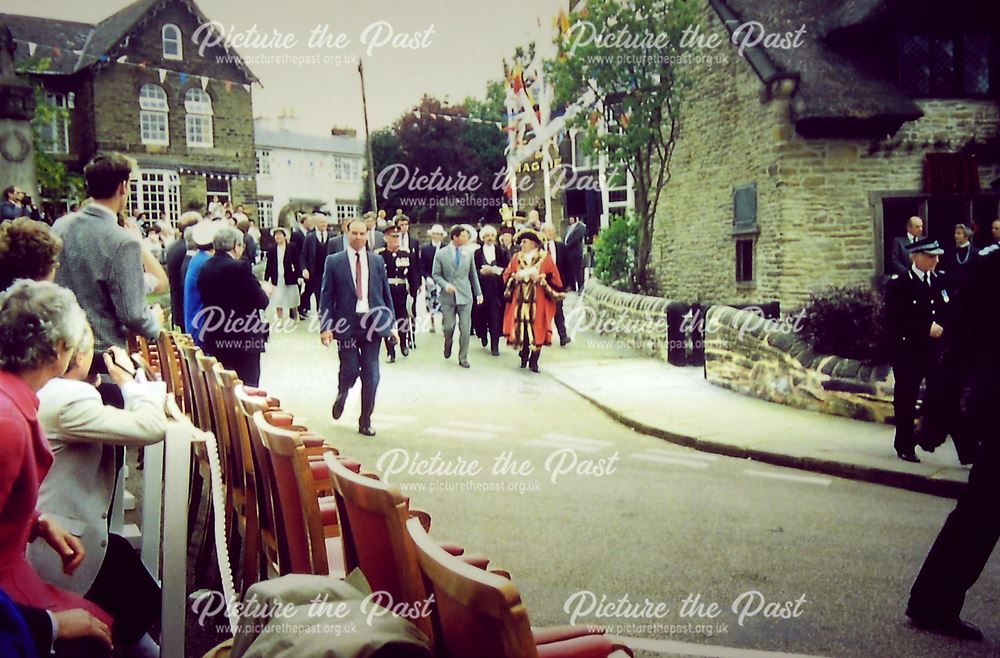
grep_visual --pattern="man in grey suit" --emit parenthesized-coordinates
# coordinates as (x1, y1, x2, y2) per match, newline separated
(432, 225, 483, 368)
(890, 216, 924, 276)
(54, 154, 162, 353)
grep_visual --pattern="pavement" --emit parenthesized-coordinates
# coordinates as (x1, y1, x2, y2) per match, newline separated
(544, 336, 971, 499)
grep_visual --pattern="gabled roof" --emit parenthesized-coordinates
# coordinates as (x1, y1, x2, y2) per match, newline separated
(255, 128, 365, 156)
(1, 0, 258, 83)
(709, 0, 924, 137)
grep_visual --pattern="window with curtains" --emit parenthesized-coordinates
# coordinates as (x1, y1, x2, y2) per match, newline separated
(184, 88, 214, 148)
(139, 84, 169, 145)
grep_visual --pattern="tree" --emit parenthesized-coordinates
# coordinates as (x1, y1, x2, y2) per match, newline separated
(550, 0, 696, 293)
(362, 127, 403, 213)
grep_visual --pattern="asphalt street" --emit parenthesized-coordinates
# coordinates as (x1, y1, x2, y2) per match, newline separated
(253, 306, 1000, 658)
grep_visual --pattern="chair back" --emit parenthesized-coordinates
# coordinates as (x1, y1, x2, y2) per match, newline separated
(252, 412, 340, 575)
(235, 387, 283, 577)
(406, 517, 538, 658)
(325, 453, 434, 640)
(157, 332, 187, 411)
(179, 343, 211, 433)
(197, 353, 233, 495)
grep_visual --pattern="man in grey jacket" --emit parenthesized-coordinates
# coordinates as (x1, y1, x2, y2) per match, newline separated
(54, 154, 162, 353)
(432, 224, 483, 368)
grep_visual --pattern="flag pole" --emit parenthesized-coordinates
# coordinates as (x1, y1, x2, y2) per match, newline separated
(358, 60, 378, 214)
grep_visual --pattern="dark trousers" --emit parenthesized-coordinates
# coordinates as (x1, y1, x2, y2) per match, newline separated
(338, 332, 381, 425)
(302, 275, 322, 315)
(85, 533, 161, 647)
(554, 300, 567, 341)
(474, 299, 504, 351)
(909, 399, 1000, 619)
(892, 358, 929, 453)
(219, 351, 262, 387)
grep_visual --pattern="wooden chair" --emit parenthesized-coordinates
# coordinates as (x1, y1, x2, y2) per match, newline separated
(252, 411, 345, 576)
(406, 518, 633, 658)
(156, 331, 188, 412)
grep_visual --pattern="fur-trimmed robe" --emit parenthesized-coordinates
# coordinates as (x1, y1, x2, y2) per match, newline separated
(502, 248, 563, 348)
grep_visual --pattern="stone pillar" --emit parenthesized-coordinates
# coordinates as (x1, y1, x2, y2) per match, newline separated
(0, 25, 37, 201)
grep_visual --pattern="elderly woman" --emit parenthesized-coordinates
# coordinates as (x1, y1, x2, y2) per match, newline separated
(0, 218, 63, 291)
(502, 228, 564, 372)
(0, 280, 113, 652)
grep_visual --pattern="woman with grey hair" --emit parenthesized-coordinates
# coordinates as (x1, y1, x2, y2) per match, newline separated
(949, 223, 978, 271)
(0, 279, 113, 652)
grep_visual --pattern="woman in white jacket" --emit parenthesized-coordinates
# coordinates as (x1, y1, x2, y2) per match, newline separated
(28, 325, 166, 658)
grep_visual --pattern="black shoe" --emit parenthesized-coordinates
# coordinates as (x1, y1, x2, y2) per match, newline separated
(400, 341, 409, 357)
(444, 342, 452, 359)
(519, 350, 529, 369)
(906, 611, 983, 641)
(459, 360, 470, 368)
(560, 336, 571, 347)
(358, 424, 376, 437)
(528, 351, 540, 373)
(481, 338, 488, 348)
(491, 348, 500, 356)
(332, 393, 348, 420)
(896, 450, 920, 463)
(388, 352, 396, 363)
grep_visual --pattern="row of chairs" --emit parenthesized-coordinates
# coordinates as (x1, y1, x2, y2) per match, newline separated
(142, 331, 633, 658)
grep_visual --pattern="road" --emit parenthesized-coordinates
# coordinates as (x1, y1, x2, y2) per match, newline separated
(256, 307, 999, 658)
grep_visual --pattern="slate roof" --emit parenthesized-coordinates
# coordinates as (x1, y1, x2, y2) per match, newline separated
(255, 128, 365, 156)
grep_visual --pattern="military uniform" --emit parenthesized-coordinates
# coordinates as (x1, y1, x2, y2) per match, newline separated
(885, 242, 951, 461)
(376, 234, 420, 361)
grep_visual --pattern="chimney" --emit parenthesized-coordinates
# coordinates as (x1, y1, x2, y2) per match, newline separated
(277, 107, 297, 132)
(330, 126, 358, 138)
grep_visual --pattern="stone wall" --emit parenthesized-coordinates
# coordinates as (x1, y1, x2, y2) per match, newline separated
(704, 305, 894, 423)
(650, 1, 1000, 309)
(579, 278, 671, 359)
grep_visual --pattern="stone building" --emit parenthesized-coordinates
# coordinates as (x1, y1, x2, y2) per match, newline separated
(1, 0, 259, 223)
(652, 0, 1000, 309)
(254, 113, 364, 229)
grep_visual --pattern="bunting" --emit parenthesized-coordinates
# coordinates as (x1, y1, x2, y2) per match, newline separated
(409, 109, 504, 131)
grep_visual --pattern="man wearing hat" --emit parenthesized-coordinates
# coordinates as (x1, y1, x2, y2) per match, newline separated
(420, 224, 447, 332)
(184, 220, 221, 346)
(376, 224, 420, 362)
(885, 236, 951, 462)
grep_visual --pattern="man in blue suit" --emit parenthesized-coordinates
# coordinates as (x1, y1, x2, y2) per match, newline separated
(320, 219, 398, 436)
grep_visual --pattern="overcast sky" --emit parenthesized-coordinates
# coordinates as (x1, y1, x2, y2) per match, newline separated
(7, 0, 566, 134)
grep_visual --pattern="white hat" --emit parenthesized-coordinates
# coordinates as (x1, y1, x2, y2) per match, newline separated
(191, 220, 221, 247)
(430, 224, 446, 235)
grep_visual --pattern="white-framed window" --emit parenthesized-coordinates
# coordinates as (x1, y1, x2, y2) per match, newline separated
(139, 84, 169, 145)
(162, 24, 182, 60)
(336, 203, 358, 221)
(184, 88, 213, 147)
(39, 92, 71, 154)
(255, 149, 271, 175)
(206, 176, 231, 210)
(257, 198, 274, 228)
(128, 169, 180, 226)
(333, 156, 360, 181)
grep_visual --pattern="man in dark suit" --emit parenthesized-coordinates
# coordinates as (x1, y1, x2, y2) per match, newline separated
(563, 216, 586, 292)
(432, 225, 483, 368)
(301, 213, 332, 317)
(165, 211, 201, 331)
(889, 216, 924, 276)
(906, 242, 1000, 641)
(198, 227, 270, 386)
(885, 237, 950, 463)
(363, 211, 386, 251)
(396, 214, 421, 330)
(320, 219, 398, 436)
(290, 214, 313, 317)
(542, 223, 573, 346)
(473, 225, 510, 356)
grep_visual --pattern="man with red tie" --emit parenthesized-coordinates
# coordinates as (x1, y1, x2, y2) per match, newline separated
(319, 220, 398, 436)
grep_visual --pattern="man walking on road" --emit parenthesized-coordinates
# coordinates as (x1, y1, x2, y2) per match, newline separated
(320, 219, 397, 436)
(432, 224, 482, 368)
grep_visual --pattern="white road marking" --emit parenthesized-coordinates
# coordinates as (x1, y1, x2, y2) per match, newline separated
(743, 469, 831, 486)
(445, 420, 513, 433)
(631, 453, 711, 469)
(608, 635, 831, 658)
(541, 432, 614, 448)
(422, 427, 495, 441)
(524, 439, 601, 454)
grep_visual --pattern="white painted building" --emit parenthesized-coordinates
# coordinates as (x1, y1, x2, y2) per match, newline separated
(253, 114, 365, 228)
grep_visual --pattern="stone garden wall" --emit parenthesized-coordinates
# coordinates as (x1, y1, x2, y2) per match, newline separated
(579, 278, 671, 359)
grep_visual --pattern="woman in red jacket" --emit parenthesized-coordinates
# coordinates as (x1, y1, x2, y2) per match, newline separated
(502, 229, 564, 372)
(0, 280, 113, 651)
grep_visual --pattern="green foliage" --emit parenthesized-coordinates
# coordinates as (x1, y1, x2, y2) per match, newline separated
(795, 285, 889, 364)
(29, 85, 84, 204)
(549, 0, 696, 291)
(592, 212, 639, 289)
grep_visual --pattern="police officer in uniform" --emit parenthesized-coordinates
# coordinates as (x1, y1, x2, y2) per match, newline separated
(885, 237, 950, 463)
(376, 223, 420, 362)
